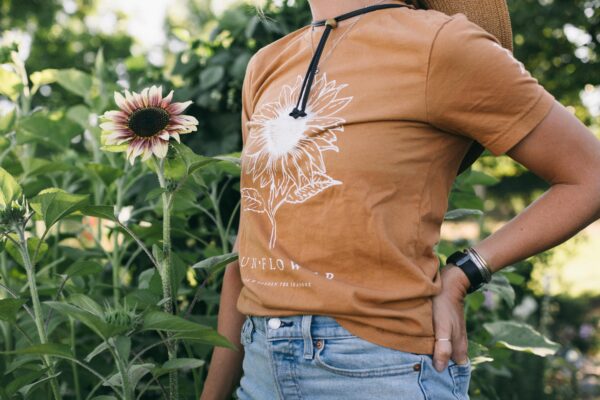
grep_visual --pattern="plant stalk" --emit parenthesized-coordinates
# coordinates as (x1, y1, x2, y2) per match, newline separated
(17, 227, 62, 400)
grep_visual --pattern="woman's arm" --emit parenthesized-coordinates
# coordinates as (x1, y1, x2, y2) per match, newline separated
(200, 235, 246, 400)
(473, 100, 600, 272)
(432, 99, 600, 372)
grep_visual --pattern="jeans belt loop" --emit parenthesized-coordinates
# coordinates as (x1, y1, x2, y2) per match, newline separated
(302, 315, 314, 360)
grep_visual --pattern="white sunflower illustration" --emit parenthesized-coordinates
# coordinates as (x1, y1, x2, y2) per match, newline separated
(241, 72, 353, 249)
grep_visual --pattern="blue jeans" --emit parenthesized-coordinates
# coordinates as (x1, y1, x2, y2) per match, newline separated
(235, 314, 471, 399)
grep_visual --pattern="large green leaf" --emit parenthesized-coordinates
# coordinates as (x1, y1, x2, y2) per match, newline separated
(17, 114, 81, 149)
(30, 189, 89, 229)
(192, 252, 238, 282)
(85, 163, 124, 187)
(483, 320, 560, 357)
(483, 273, 516, 308)
(152, 358, 205, 378)
(45, 301, 114, 339)
(4, 235, 48, 267)
(79, 205, 117, 221)
(104, 363, 154, 389)
(141, 310, 234, 348)
(65, 261, 104, 278)
(0, 343, 72, 358)
(0, 167, 22, 208)
(200, 66, 225, 90)
(0, 299, 27, 322)
(462, 170, 500, 186)
(56, 69, 93, 98)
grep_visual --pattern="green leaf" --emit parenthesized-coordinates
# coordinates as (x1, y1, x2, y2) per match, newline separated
(0, 68, 22, 101)
(171, 142, 219, 175)
(462, 170, 500, 186)
(18, 372, 61, 397)
(484, 273, 516, 308)
(17, 114, 81, 149)
(104, 363, 154, 389)
(0, 343, 72, 358)
(45, 301, 113, 339)
(4, 369, 46, 397)
(68, 294, 104, 316)
(84, 341, 110, 363)
(5, 236, 48, 267)
(65, 261, 103, 278)
(30, 189, 89, 229)
(79, 205, 117, 221)
(84, 162, 124, 187)
(444, 208, 484, 220)
(113, 336, 131, 361)
(66, 105, 91, 128)
(153, 358, 205, 378)
(162, 358, 205, 371)
(0, 167, 22, 208)
(192, 252, 238, 282)
(0, 107, 17, 134)
(56, 69, 93, 97)
(30, 69, 58, 95)
(0, 299, 27, 323)
(483, 320, 561, 357)
(141, 310, 210, 332)
(200, 66, 225, 90)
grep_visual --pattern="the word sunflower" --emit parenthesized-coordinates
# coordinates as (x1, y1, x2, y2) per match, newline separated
(100, 85, 198, 165)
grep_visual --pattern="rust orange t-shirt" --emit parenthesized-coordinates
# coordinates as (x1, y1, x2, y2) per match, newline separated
(235, 2, 556, 355)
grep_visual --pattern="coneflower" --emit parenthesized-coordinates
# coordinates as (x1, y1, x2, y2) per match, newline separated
(100, 85, 198, 165)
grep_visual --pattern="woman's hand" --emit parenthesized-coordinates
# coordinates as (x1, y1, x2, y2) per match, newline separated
(431, 263, 471, 372)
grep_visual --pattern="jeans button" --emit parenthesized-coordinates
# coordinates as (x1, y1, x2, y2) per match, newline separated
(268, 317, 281, 329)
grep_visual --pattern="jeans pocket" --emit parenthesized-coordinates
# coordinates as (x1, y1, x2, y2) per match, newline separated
(313, 336, 424, 378)
(448, 357, 472, 400)
(240, 317, 252, 346)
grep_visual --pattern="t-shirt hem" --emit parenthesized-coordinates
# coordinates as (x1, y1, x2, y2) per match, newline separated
(484, 89, 556, 157)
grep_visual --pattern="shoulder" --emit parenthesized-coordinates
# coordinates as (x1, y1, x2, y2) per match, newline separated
(247, 24, 310, 72)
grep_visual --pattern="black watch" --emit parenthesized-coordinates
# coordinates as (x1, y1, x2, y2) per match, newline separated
(445, 249, 489, 294)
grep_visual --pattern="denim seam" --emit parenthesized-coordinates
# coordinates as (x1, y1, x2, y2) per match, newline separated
(265, 330, 285, 400)
(416, 357, 429, 400)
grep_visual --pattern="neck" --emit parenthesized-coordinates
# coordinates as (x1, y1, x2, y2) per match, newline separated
(308, 0, 394, 22)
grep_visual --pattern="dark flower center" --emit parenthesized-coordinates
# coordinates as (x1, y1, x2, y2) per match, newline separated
(128, 107, 170, 137)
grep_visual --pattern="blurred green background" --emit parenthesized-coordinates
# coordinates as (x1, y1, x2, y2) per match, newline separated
(0, 0, 599, 399)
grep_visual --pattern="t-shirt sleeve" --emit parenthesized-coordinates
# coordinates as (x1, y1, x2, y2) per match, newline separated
(426, 14, 557, 156)
(241, 53, 257, 148)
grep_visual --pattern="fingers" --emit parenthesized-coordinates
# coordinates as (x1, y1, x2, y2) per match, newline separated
(432, 325, 452, 372)
(451, 315, 469, 365)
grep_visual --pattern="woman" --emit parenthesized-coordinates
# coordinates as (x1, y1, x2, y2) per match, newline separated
(201, 0, 600, 399)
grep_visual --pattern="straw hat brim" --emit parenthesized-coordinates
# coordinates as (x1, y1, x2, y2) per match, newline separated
(416, 0, 513, 52)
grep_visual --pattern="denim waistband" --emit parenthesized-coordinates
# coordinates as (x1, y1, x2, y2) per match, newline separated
(245, 314, 356, 360)
(248, 314, 356, 340)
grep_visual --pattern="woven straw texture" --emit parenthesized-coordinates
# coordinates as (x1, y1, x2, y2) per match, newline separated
(417, 0, 513, 52)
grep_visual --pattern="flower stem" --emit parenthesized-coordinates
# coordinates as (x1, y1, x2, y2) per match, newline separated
(16, 227, 62, 400)
(152, 156, 178, 400)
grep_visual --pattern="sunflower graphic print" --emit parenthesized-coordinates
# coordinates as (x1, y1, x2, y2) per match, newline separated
(240, 72, 353, 249)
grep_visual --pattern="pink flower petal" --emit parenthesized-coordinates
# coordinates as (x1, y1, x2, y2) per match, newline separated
(170, 132, 181, 143)
(150, 86, 162, 107)
(100, 122, 127, 131)
(114, 92, 134, 114)
(159, 130, 170, 140)
(141, 87, 150, 107)
(151, 138, 169, 158)
(160, 90, 174, 108)
(166, 101, 193, 115)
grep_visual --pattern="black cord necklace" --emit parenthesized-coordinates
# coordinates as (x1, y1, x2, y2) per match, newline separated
(289, 3, 414, 119)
